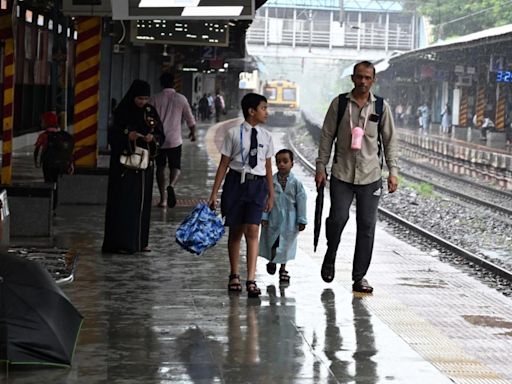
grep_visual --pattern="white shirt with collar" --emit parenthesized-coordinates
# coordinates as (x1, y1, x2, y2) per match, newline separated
(220, 121, 274, 176)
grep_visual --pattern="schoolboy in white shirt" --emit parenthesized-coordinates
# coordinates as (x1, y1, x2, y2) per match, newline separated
(208, 93, 275, 298)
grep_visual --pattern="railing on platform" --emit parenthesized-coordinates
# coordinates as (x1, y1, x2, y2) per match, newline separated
(247, 18, 413, 51)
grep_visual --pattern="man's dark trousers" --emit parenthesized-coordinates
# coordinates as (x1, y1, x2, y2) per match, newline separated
(325, 177, 382, 282)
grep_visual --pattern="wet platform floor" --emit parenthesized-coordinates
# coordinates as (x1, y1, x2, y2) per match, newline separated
(2, 120, 512, 384)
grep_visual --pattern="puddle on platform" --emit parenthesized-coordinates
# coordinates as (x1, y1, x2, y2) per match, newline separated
(398, 276, 448, 288)
(462, 315, 512, 331)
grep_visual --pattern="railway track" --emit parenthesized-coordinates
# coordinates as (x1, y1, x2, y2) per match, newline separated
(399, 166, 512, 217)
(400, 155, 512, 201)
(288, 132, 512, 283)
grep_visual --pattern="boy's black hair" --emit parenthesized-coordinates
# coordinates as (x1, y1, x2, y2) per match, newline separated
(241, 93, 267, 119)
(276, 148, 294, 162)
(160, 72, 175, 88)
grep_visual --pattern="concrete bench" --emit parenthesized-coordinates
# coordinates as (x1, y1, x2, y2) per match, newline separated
(452, 126, 468, 140)
(0, 183, 54, 237)
(486, 131, 507, 149)
(469, 128, 485, 143)
(59, 167, 109, 205)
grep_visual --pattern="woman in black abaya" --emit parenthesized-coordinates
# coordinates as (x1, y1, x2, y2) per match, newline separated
(102, 80, 164, 254)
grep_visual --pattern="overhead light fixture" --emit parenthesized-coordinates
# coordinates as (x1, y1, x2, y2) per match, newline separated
(139, 0, 200, 7)
(182, 6, 243, 17)
(162, 44, 169, 56)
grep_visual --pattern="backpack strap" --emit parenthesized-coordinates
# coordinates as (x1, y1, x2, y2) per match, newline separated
(374, 95, 384, 169)
(333, 93, 348, 163)
(334, 93, 385, 169)
(335, 93, 349, 139)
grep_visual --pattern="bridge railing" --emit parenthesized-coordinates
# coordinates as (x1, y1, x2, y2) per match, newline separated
(247, 18, 413, 51)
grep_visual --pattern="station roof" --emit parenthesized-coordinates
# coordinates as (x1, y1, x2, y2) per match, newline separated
(390, 23, 512, 62)
(263, 0, 403, 12)
(61, 0, 267, 20)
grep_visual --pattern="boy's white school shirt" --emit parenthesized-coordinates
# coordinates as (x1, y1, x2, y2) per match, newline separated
(220, 121, 275, 177)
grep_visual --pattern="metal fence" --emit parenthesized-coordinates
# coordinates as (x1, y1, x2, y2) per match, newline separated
(247, 17, 413, 51)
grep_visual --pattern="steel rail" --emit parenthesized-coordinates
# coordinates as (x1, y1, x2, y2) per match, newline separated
(399, 156, 512, 200)
(400, 170, 512, 216)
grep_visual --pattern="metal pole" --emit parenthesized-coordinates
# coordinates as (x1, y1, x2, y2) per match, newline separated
(339, 0, 344, 25)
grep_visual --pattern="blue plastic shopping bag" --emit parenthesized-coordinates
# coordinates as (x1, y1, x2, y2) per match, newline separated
(176, 203, 225, 255)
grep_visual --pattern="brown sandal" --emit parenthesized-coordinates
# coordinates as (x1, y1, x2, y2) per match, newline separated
(228, 274, 242, 292)
(246, 280, 261, 298)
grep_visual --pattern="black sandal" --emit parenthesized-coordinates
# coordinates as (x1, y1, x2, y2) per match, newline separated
(321, 254, 336, 283)
(228, 274, 242, 292)
(246, 280, 261, 298)
(279, 269, 290, 283)
(266, 262, 277, 275)
(352, 278, 373, 293)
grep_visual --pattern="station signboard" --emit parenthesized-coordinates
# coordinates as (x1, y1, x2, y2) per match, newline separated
(239, 70, 259, 90)
(130, 20, 229, 47)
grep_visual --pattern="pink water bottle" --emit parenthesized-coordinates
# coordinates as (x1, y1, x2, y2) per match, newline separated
(351, 127, 364, 150)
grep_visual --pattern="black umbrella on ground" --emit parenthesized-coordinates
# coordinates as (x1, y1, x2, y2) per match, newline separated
(0, 253, 83, 367)
(314, 185, 325, 252)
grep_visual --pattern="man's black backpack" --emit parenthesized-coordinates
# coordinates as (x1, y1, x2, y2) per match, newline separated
(42, 131, 74, 173)
(335, 92, 385, 167)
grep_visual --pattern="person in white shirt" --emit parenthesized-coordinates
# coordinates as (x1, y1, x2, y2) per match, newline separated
(214, 91, 226, 122)
(208, 93, 275, 298)
(480, 115, 495, 140)
(150, 73, 196, 208)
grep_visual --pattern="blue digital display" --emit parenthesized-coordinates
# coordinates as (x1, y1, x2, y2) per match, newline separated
(496, 70, 512, 83)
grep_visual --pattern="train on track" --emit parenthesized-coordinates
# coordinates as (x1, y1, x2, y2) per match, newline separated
(262, 79, 300, 126)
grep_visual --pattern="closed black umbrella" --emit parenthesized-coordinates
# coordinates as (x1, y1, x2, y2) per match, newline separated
(314, 185, 324, 252)
(0, 253, 83, 367)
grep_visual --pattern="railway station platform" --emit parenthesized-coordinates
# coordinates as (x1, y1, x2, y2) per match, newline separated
(2, 118, 512, 384)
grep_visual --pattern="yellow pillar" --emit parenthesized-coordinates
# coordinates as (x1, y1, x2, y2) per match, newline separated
(0, 7, 15, 185)
(495, 84, 506, 131)
(459, 88, 468, 127)
(73, 16, 101, 167)
(475, 85, 486, 127)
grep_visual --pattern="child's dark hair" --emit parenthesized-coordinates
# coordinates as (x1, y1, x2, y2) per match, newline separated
(241, 93, 267, 119)
(276, 148, 294, 162)
(160, 72, 175, 88)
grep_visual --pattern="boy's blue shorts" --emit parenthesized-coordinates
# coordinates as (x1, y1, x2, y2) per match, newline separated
(221, 170, 268, 227)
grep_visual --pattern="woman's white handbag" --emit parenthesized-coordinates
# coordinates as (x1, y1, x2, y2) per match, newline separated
(120, 144, 149, 170)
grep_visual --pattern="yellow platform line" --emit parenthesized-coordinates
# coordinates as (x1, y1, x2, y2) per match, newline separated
(204, 118, 243, 166)
(347, 289, 511, 383)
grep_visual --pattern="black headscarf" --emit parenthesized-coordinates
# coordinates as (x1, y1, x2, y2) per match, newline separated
(113, 80, 152, 129)
(116, 79, 151, 115)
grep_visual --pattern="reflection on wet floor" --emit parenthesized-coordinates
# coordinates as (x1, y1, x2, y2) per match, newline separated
(397, 276, 449, 289)
(462, 315, 512, 329)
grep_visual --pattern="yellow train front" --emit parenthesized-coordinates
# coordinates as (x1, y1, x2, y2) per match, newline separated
(262, 80, 300, 126)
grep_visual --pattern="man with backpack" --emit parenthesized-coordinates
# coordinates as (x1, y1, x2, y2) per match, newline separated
(314, 60, 399, 293)
(34, 111, 74, 210)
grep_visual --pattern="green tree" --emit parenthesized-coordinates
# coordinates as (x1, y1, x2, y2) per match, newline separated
(401, 0, 512, 39)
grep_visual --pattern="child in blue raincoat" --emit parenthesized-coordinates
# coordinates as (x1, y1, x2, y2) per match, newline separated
(259, 149, 307, 283)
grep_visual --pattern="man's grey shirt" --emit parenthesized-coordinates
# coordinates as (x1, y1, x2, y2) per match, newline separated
(316, 91, 399, 185)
